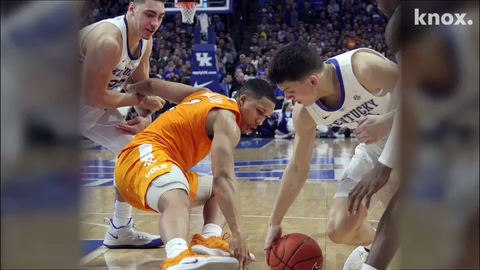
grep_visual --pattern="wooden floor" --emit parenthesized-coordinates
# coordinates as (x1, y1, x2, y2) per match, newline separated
(80, 138, 387, 270)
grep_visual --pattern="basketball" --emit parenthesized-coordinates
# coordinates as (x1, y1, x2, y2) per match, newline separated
(268, 233, 324, 270)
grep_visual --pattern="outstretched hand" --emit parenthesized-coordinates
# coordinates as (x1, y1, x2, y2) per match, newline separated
(115, 116, 151, 135)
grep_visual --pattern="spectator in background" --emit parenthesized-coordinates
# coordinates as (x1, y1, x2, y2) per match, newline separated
(273, 87, 285, 110)
(218, 73, 233, 97)
(230, 71, 245, 97)
(274, 101, 295, 139)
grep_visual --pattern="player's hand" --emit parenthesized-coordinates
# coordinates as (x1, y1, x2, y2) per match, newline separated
(229, 232, 250, 270)
(348, 162, 392, 214)
(354, 114, 393, 144)
(264, 223, 282, 266)
(138, 94, 165, 112)
(115, 116, 151, 135)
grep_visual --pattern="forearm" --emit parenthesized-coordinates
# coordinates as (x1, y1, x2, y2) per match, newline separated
(212, 175, 245, 236)
(87, 90, 141, 109)
(128, 78, 200, 104)
(378, 106, 399, 169)
(365, 189, 401, 269)
(270, 165, 309, 225)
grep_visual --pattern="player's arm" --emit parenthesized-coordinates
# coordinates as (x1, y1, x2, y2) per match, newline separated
(126, 78, 206, 104)
(354, 52, 399, 94)
(82, 31, 142, 108)
(209, 109, 246, 238)
(124, 38, 155, 117)
(269, 104, 317, 226)
(125, 38, 153, 87)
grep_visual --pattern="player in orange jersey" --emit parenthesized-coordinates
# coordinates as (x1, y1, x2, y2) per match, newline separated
(114, 78, 276, 270)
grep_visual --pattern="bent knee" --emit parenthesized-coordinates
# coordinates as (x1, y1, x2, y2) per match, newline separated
(157, 188, 190, 212)
(327, 205, 368, 244)
(327, 219, 352, 244)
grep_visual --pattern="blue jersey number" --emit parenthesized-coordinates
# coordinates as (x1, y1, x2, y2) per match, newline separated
(108, 79, 126, 89)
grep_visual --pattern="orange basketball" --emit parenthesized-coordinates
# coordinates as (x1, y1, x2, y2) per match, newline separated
(269, 233, 323, 270)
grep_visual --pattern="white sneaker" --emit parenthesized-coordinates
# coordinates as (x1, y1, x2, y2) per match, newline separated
(103, 218, 163, 249)
(343, 246, 369, 270)
(163, 249, 239, 270)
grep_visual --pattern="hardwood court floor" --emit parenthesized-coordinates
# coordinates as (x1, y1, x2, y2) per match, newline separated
(80, 138, 391, 270)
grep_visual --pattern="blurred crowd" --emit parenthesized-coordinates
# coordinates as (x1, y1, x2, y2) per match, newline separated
(83, 0, 390, 138)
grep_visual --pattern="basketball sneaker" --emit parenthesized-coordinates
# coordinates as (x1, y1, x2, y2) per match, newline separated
(102, 218, 163, 249)
(190, 233, 256, 261)
(343, 246, 370, 270)
(162, 249, 239, 270)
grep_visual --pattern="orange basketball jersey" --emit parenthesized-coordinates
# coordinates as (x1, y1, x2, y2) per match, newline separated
(115, 90, 241, 210)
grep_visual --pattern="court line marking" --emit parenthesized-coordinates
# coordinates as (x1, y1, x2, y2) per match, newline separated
(81, 213, 379, 223)
(79, 245, 108, 266)
(82, 221, 109, 228)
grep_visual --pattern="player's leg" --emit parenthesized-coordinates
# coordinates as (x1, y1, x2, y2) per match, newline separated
(144, 166, 239, 269)
(326, 144, 381, 245)
(189, 173, 256, 260)
(343, 188, 401, 270)
(81, 108, 161, 248)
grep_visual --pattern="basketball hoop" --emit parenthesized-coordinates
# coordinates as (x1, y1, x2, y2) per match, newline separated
(176, 1, 198, 24)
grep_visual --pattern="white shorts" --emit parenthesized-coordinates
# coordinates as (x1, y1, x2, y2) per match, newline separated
(145, 163, 213, 212)
(80, 104, 133, 156)
(334, 141, 384, 199)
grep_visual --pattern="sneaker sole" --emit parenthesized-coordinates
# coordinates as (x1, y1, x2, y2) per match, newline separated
(167, 257, 239, 270)
(103, 238, 164, 249)
(191, 245, 256, 261)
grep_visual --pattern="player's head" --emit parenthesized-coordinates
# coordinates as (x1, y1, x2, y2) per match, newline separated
(268, 42, 326, 106)
(235, 79, 276, 132)
(128, 0, 166, 39)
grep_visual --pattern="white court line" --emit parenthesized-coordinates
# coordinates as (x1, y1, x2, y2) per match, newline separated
(79, 246, 108, 266)
(82, 221, 109, 228)
(81, 212, 379, 223)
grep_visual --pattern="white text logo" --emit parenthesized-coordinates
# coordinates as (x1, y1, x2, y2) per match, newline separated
(414, 9, 473, 26)
(196, 53, 213, 67)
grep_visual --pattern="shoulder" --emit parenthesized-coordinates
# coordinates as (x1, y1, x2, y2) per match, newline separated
(207, 107, 238, 124)
(292, 103, 316, 131)
(351, 50, 398, 90)
(84, 22, 122, 55)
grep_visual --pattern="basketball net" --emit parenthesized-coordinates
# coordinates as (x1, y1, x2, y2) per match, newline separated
(176, 1, 198, 24)
(197, 13, 209, 34)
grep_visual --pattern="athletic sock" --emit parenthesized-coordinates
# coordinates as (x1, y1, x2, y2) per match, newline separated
(201, 223, 223, 238)
(165, 238, 189, 258)
(112, 200, 132, 227)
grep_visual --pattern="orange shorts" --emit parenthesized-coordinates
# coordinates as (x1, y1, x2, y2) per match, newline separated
(114, 143, 199, 212)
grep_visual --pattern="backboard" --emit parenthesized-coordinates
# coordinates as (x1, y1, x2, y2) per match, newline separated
(164, 0, 232, 14)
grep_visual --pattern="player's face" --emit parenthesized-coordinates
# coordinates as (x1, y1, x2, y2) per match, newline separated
(277, 76, 320, 106)
(238, 95, 275, 133)
(130, 0, 165, 39)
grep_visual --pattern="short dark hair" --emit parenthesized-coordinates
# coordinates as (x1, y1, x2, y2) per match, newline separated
(267, 41, 324, 85)
(237, 78, 276, 104)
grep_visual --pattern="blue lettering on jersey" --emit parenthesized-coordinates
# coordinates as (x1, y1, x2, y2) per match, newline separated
(331, 99, 379, 126)
(112, 68, 133, 77)
(108, 67, 133, 89)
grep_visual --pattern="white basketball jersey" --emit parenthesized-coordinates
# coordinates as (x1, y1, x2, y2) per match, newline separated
(79, 15, 147, 91)
(304, 48, 392, 129)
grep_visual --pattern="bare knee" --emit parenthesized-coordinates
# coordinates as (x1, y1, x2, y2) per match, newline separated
(327, 200, 368, 244)
(157, 188, 190, 213)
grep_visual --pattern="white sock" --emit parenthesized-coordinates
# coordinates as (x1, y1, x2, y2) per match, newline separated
(166, 238, 189, 258)
(112, 200, 132, 227)
(201, 223, 223, 238)
(360, 263, 378, 270)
